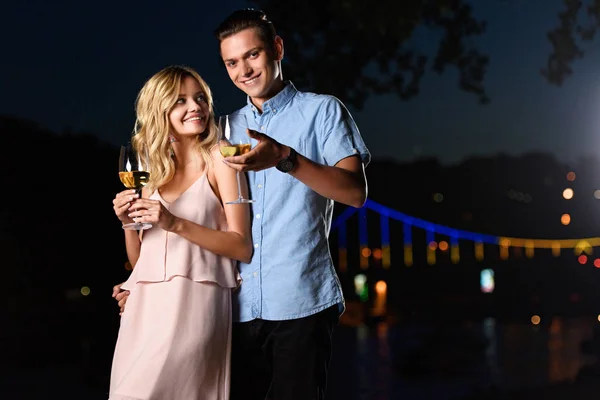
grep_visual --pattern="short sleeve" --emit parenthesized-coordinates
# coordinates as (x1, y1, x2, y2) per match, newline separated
(318, 96, 371, 167)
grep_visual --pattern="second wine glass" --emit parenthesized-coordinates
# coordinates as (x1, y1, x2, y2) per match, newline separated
(218, 114, 254, 204)
(118, 141, 152, 230)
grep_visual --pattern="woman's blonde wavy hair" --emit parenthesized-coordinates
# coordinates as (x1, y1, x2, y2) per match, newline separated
(131, 65, 218, 193)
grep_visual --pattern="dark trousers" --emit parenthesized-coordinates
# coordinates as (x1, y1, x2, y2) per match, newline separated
(230, 305, 339, 400)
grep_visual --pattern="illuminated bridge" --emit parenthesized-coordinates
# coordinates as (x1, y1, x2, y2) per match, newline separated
(330, 199, 600, 319)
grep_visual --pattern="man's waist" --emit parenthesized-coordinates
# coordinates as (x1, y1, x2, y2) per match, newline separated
(234, 298, 344, 323)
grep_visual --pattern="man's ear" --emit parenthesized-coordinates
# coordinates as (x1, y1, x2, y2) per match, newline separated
(274, 35, 284, 61)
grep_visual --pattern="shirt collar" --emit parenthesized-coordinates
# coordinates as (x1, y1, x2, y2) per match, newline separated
(246, 81, 297, 116)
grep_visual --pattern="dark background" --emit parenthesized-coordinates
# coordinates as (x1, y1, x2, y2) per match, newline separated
(3, 1, 600, 399)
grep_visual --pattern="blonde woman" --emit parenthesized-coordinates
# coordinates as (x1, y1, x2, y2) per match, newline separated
(109, 65, 252, 400)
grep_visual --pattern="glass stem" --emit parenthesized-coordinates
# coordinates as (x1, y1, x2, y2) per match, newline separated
(134, 188, 143, 226)
(236, 172, 243, 200)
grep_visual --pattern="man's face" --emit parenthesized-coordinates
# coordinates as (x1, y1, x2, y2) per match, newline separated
(220, 28, 284, 110)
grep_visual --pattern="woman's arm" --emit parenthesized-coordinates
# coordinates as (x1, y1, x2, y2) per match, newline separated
(113, 188, 144, 267)
(167, 146, 253, 263)
(123, 230, 142, 268)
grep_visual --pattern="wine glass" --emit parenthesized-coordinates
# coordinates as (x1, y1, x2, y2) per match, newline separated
(218, 114, 254, 204)
(118, 141, 152, 230)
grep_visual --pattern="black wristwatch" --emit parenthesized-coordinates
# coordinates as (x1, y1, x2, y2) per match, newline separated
(275, 146, 297, 173)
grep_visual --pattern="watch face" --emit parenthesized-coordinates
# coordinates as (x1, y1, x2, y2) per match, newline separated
(281, 160, 293, 172)
(277, 148, 296, 172)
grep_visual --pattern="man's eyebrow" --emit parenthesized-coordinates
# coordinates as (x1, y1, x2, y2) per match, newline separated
(224, 47, 263, 62)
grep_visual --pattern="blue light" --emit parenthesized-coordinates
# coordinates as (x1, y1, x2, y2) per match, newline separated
(332, 199, 500, 245)
(358, 207, 368, 246)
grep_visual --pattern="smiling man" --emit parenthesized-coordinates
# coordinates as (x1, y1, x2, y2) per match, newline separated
(214, 9, 371, 400)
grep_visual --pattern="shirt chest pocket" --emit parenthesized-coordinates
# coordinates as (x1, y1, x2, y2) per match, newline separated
(282, 137, 307, 183)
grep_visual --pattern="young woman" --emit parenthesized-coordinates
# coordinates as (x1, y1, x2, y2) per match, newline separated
(109, 65, 252, 400)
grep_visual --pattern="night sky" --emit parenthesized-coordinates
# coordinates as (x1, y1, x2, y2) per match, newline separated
(2, 0, 599, 165)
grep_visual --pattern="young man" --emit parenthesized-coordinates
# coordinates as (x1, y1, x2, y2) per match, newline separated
(114, 8, 370, 399)
(214, 8, 370, 400)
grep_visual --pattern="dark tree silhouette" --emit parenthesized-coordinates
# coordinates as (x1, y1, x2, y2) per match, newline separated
(251, 0, 489, 109)
(542, 0, 599, 86)
(251, 0, 598, 109)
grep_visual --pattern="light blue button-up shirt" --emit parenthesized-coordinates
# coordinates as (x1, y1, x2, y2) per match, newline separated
(228, 81, 371, 322)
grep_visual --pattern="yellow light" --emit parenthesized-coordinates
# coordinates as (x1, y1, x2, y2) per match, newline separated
(81, 286, 91, 296)
(450, 244, 460, 264)
(566, 172, 576, 181)
(562, 188, 574, 200)
(502, 237, 600, 249)
(428, 241, 438, 250)
(404, 244, 413, 267)
(438, 241, 449, 251)
(427, 246, 436, 265)
(382, 246, 391, 269)
(499, 238, 510, 260)
(525, 240, 534, 259)
(375, 280, 387, 294)
(597, 315, 600, 322)
(551, 242, 561, 257)
(561, 214, 571, 225)
(574, 240, 593, 256)
(475, 242, 484, 261)
(361, 247, 372, 258)
(531, 315, 541, 325)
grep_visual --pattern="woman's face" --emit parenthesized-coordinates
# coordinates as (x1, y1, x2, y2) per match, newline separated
(168, 75, 210, 139)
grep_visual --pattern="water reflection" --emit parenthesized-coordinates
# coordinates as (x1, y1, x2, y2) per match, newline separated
(1, 316, 597, 399)
(327, 316, 597, 399)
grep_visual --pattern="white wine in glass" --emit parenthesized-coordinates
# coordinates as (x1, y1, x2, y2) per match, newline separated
(218, 114, 254, 204)
(119, 141, 152, 230)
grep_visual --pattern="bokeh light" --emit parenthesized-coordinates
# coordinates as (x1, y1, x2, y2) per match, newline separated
(372, 248, 382, 260)
(375, 280, 387, 294)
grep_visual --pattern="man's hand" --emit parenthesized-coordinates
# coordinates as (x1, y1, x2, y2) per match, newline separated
(112, 282, 130, 316)
(222, 129, 288, 172)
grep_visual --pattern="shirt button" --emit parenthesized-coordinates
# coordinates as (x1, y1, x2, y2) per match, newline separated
(256, 214, 261, 219)
(254, 243, 259, 248)
(257, 184, 263, 189)
(260, 125, 265, 130)
(253, 272, 258, 277)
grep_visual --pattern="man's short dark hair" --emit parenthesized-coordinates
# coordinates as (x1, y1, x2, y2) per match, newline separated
(214, 8, 277, 53)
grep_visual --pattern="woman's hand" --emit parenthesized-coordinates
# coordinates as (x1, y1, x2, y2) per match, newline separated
(113, 189, 139, 225)
(112, 282, 130, 316)
(128, 198, 178, 231)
